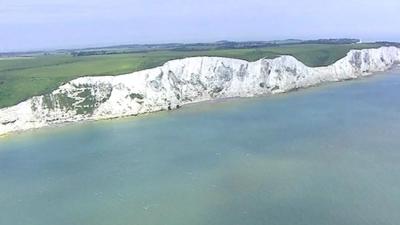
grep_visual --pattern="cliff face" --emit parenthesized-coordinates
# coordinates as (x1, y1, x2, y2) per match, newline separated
(1, 47, 400, 135)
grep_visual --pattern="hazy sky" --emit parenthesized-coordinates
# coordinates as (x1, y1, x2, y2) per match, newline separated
(1, 0, 399, 52)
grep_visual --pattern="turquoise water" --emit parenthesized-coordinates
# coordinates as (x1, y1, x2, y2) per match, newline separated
(1, 70, 400, 225)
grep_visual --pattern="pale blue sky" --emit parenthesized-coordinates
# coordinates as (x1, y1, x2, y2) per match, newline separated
(1, 0, 399, 52)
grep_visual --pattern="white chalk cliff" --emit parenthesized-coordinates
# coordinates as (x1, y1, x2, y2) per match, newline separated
(1, 46, 400, 135)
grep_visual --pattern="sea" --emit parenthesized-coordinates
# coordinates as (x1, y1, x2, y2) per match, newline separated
(1, 68, 400, 225)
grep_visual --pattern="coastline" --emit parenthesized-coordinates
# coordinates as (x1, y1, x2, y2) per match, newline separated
(1, 65, 399, 139)
(1, 46, 399, 137)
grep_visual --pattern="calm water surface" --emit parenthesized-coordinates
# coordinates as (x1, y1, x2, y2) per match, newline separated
(1, 70, 400, 225)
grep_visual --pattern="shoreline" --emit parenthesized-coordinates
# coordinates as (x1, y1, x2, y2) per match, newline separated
(1, 46, 399, 137)
(1, 65, 398, 139)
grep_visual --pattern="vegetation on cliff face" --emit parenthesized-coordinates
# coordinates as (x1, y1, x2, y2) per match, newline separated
(39, 84, 113, 115)
(0, 43, 383, 108)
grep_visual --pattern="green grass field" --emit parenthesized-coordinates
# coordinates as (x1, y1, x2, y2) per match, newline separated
(0, 43, 381, 108)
